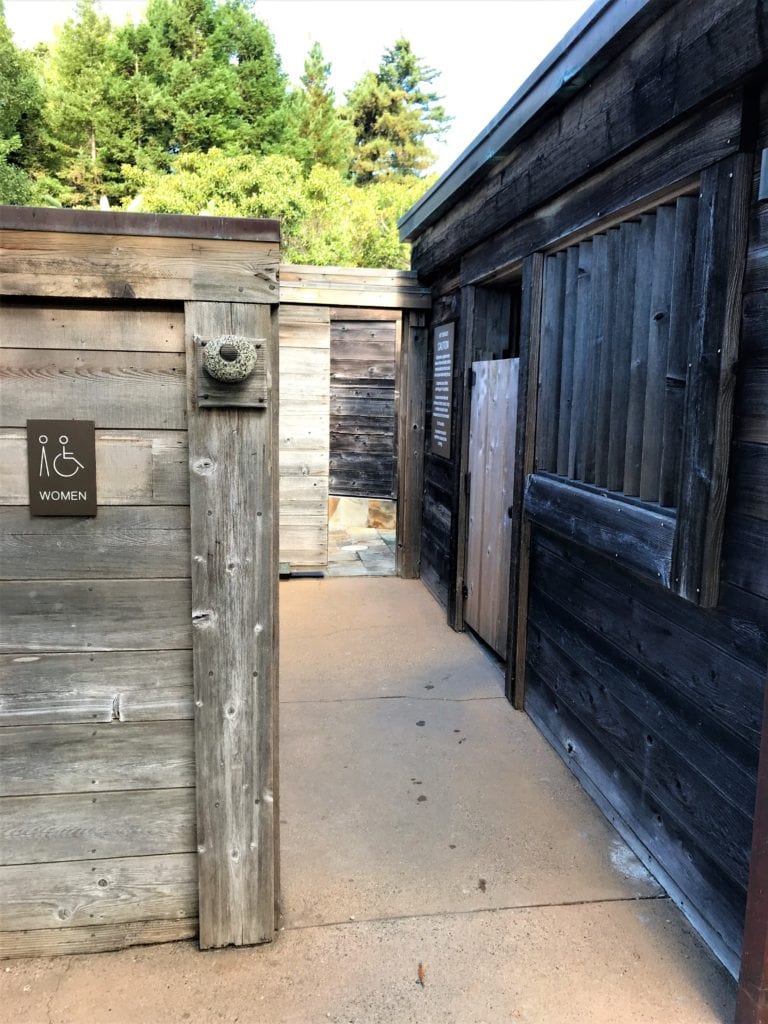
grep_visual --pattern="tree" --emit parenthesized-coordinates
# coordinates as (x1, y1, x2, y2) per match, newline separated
(109, 0, 292, 173)
(289, 42, 352, 173)
(42, 0, 113, 206)
(346, 37, 450, 183)
(0, 1, 45, 203)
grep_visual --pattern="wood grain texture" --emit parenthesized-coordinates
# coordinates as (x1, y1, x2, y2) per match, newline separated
(464, 359, 518, 656)
(0, 788, 196, 865)
(623, 214, 657, 496)
(279, 265, 430, 309)
(0, 853, 197, 931)
(568, 241, 593, 480)
(0, 348, 187, 429)
(185, 300, 278, 948)
(0, 428, 188, 506)
(606, 221, 640, 491)
(524, 473, 675, 588)
(0, 230, 279, 303)
(594, 229, 621, 487)
(555, 247, 579, 478)
(639, 205, 677, 502)
(0, 301, 185, 352)
(459, 96, 737, 287)
(673, 154, 752, 605)
(659, 197, 698, 507)
(507, 254, 543, 707)
(396, 311, 427, 579)
(0, 721, 194, 796)
(0, 918, 197, 959)
(0, 506, 190, 580)
(0, 650, 193, 726)
(534, 253, 566, 473)
(0, 579, 192, 653)
(330, 319, 397, 499)
(736, 671, 768, 1024)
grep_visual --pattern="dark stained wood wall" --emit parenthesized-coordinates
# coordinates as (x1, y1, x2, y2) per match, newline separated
(409, 10, 768, 973)
(330, 318, 397, 499)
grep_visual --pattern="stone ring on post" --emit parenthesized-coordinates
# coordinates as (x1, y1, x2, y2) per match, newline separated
(202, 335, 258, 383)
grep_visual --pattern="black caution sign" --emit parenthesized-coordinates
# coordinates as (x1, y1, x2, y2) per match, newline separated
(27, 420, 97, 517)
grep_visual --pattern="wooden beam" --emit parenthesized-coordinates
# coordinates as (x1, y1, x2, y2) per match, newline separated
(396, 311, 428, 579)
(279, 265, 431, 310)
(672, 153, 752, 606)
(448, 294, 476, 630)
(737, 673, 768, 1024)
(506, 253, 544, 707)
(524, 474, 676, 588)
(185, 300, 278, 949)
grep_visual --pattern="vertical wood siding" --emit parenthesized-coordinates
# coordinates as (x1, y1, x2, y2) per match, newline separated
(0, 300, 198, 956)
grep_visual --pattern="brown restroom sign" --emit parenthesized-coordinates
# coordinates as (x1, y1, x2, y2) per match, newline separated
(27, 420, 97, 516)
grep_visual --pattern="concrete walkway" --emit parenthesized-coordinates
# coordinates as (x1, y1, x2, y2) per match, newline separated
(2, 578, 735, 1023)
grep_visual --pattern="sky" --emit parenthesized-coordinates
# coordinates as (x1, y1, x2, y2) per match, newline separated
(5, 0, 595, 174)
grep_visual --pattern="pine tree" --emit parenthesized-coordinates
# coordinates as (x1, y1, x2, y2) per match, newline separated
(42, 0, 113, 206)
(0, 1, 45, 203)
(290, 42, 353, 173)
(346, 37, 450, 183)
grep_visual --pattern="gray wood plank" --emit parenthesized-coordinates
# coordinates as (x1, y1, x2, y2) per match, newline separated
(658, 197, 698, 507)
(555, 246, 579, 477)
(0, 788, 196, 865)
(535, 252, 566, 473)
(606, 221, 640, 490)
(0, 302, 185, 352)
(639, 205, 677, 502)
(0, 853, 197, 931)
(186, 301, 278, 948)
(524, 472, 676, 588)
(0, 349, 187, 430)
(0, 579, 192, 652)
(0, 918, 197, 959)
(673, 155, 752, 605)
(623, 213, 657, 496)
(0, 720, 194, 796)
(396, 311, 427, 579)
(594, 228, 622, 487)
(581, 233, 608, 484)
(568, 241, 593, 480)
(0, 506, 190, 580)
(0, 650, 193, 726)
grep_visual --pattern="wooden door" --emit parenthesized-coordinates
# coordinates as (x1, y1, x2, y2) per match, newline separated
(463, 359, 519, 657)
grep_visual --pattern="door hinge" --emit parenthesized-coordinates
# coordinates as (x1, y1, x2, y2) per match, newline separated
(464, 471, 471, 495)
(470, 368, 477, 388)
(462, 582, 469, 599)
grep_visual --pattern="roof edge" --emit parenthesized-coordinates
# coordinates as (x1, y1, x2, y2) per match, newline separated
(399, 0, 655, 242)
(0, 206, 281, 243)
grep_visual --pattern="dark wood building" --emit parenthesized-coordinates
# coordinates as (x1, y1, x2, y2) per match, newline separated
(399, 0, 768, 1003)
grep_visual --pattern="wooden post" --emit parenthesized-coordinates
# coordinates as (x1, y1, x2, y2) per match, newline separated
(397, 310, 428, 579)
(736, 675, 768, 1024)
(505, 253, 544, 707)
(185, 300, 279, 949)
(672, 153, 751, 606)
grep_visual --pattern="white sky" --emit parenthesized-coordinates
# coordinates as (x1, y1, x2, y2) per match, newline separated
(5, 0, 594, 174)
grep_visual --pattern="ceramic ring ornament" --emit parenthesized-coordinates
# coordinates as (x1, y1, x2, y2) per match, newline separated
(202, 335, 258, 383)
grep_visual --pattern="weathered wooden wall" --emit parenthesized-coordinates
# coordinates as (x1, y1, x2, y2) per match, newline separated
(406, 0, 768, 977)
(277, 267, 430, 569)
(279, 304, 330, 569)
(0, 298, 198, 956)
(0, 210, 281, 957)
(330, 316, 397, 499)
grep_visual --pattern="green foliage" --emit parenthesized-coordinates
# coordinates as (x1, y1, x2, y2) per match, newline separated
(41, 0, 113, 206)
(0, 1, 45, 203)
(3, 1, 449, 268)
(289, 42, 353, 173)
(346, 36, 450, 183)
(124, 147, 434, 268)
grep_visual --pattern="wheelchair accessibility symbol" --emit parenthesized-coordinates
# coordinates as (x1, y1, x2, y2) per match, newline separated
(38, 434, 86, 479)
